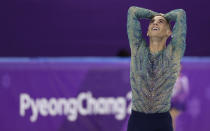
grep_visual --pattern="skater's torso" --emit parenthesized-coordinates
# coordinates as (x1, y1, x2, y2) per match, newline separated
(130, 41, 180, 113)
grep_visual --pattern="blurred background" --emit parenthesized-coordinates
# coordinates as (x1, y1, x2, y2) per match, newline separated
(1, 0, 210, 57)
(0, 0, 210, 131)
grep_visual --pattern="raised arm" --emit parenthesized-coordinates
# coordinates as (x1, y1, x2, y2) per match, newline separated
(127, 6, 158, 50)
(164, 9, 187, 59)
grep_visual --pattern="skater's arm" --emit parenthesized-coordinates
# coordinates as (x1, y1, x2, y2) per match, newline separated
(127, 6, 158, 50)
(164, 9, 187, 59)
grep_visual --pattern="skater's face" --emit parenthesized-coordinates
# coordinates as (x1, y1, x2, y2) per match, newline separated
(147, 15, 172, 38)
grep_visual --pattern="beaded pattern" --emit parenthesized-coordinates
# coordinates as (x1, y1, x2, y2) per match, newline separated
(127, 6, 186, 113)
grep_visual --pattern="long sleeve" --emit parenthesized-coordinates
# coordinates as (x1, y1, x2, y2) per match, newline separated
(164, 9, 187, 59)
(127, 6, 158, 50)
(128, 7, 186, 114)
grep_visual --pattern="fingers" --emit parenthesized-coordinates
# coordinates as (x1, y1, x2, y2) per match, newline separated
(159, 13, 164, 16)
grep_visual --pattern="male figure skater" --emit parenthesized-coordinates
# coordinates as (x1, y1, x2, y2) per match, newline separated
(127, 6, 186, 131)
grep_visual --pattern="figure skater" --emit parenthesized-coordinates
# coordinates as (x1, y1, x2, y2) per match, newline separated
(126, 6, 187, 131)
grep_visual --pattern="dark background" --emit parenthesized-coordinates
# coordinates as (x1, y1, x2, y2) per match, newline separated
(1, 0, 210, 57)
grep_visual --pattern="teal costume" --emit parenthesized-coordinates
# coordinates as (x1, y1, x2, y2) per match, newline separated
(127, 6, 187, 113)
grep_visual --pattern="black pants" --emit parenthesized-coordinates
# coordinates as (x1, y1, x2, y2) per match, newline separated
(127, 110, 173, 131)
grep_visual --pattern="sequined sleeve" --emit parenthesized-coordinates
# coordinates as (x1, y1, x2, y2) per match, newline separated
(127, 6, 158, 51)
(164, 9, 187, 59)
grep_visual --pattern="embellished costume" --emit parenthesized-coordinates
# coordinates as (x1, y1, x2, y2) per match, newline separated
(127, 6, 187, 131)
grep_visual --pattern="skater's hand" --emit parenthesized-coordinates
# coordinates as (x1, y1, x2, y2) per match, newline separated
(159, 13, 164, 16)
